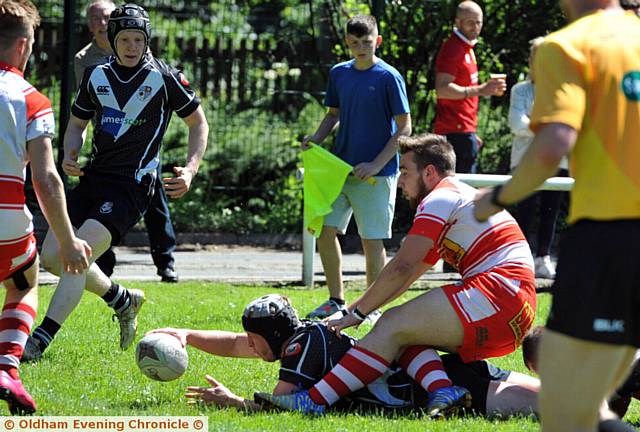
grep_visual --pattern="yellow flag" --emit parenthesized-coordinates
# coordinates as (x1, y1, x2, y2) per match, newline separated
(302, 144, 353, 237)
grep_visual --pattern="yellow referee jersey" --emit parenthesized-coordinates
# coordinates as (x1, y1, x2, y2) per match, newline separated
(531, 10, 640, 223)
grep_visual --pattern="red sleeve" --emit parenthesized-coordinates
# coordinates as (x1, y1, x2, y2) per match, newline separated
(25, 89, 52, 122)
(25, 89, 55, 140)
(435, 40, 463, 77)
(408, 213, 445, 240)
(408, 215, 445, 265)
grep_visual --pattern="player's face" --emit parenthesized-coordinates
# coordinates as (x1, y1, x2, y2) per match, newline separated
(115, 30, 145, 67)
(455, 10, 483, 41)
(246, 332, 276, 362)
(345, 32, 381, 65)
(398, 151, 429, 210)
(88, 3, 114, 50)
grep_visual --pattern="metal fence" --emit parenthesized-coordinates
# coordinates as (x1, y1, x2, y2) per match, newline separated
(30, 0, 347, 191)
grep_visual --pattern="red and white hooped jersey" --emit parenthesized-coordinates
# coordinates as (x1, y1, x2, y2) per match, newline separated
(0, 61, 55, 244)
(409, 176, 534, 279)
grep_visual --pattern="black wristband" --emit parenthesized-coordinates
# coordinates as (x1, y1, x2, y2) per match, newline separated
(490, 184, 510, 209)
(352, 307, 367, 322)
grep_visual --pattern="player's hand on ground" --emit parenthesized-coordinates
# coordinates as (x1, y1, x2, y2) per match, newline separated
(185, 375, 239, 408)
(59, 237, 91, 274)
(473, 187, 502, 222)
(326, 313, 361, 335)
(164, 166, 194, 198)
(145, 328, 187, 348)
(62, 149, 84, 176)
(353, 162, 380, 181)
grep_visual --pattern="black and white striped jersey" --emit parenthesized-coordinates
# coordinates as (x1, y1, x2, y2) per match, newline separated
(72, 55, 200, 191)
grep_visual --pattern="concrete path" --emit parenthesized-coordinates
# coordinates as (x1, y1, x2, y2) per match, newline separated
(39, 245, 553, 291)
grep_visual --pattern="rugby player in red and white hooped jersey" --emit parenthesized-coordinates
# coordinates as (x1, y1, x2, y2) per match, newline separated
(259, 133, 536, 416)
(0, 0, 91, 414)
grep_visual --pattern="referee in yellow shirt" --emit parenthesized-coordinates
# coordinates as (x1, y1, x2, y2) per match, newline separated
(474, 1, 640, 431)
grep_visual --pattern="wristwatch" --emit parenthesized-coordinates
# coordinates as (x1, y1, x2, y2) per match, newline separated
(490, 184, 510, 209)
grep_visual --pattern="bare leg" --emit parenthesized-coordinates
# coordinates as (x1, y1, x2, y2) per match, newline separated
(486, 372, 539, 417)
(40, 219, 112, 324)
(317, 226, 343, 300)
(361, 238, 385, 288)
(539, 329, 636, 432)
(359, 287, 464, 361)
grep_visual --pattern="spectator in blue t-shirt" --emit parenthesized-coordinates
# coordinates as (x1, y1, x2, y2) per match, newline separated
(303, 15, 412, 320)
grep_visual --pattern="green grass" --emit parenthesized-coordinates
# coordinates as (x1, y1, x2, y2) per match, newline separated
(17, 282, 640, 431)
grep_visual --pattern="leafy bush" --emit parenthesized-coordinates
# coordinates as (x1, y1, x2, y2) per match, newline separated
(163, 98, 324, 233)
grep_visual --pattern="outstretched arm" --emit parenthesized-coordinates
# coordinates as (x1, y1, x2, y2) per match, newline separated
(328, 235, 434, 332)
(185, 374, 262, 411)
(147, 328, 258, 358)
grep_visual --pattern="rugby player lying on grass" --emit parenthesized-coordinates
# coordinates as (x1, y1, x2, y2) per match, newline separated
(148, 294, 539, 417)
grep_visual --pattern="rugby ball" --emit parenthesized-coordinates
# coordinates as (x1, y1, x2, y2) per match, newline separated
(136, 333, 188, 382)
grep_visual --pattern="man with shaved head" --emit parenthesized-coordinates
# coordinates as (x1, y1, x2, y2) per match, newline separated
(475, 0, 640, 430)
(74, 0, 115, 88)
(434, 1, 505, 175)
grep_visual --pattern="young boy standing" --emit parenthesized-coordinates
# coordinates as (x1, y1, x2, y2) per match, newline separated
(305, 15, 411, 319)
(23, 3, 208, 361)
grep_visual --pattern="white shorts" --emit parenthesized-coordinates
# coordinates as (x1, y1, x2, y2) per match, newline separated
(323, 173, 398, 239)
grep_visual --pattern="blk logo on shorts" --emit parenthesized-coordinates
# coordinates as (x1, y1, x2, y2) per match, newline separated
(100, 201, 114, 214)
(593, 318, 625, 333)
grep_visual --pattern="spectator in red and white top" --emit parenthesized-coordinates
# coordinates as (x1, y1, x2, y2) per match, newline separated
(434, 1, 506, 174)
(258, 133, 536, 417)
(0, 0, 90, 414)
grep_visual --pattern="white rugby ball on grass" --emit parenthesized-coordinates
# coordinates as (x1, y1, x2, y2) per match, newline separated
(136, 333, 188, 382)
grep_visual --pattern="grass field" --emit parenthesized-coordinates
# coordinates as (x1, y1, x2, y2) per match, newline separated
(16, 281, 640, 431)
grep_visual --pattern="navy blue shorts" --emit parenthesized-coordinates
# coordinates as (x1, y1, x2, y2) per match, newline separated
(67, 174, 151, 245)
(547, 219, 640, 347)
(446, 132, 479, 174)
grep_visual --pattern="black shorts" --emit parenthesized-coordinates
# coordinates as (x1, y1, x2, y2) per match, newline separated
(67, 174, 151, 245)
(442, 353, 511, 415)
(547, 219, 640, 347)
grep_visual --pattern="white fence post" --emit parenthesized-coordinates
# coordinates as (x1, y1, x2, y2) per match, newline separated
(297, 168, 315, 288)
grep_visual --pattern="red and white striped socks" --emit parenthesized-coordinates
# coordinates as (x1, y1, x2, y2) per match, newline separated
(309, 346, 390, 406)
(398, 345, 452, 392)
(0, 303, 35, 379)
